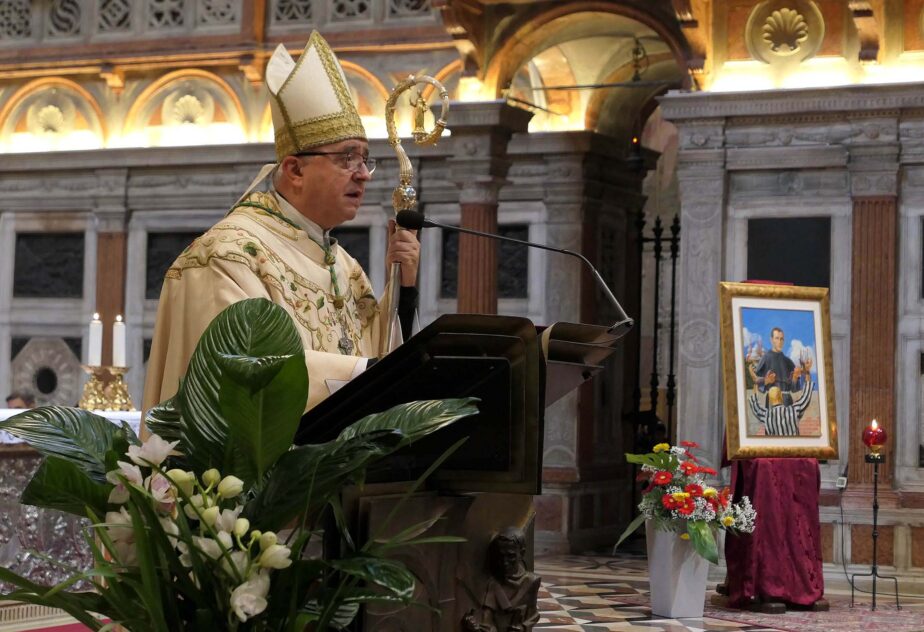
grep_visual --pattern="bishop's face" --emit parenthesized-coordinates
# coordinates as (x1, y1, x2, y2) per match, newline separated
(298, 139, 372, 230)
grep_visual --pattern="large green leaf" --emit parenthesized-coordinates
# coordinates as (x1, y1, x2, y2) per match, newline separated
(613, 512, 646, 552)
(217, 351, 308, 485)
(686, 520, 718, 564)
(337, 398, 479, 445)
(21, 456, 110, 518)
(244, 431, 401, 531)
(144, 396, 182, 443)
(177, 298, 306, 476)
(329, 556, 415, 601)
(0, 407, 133, 483)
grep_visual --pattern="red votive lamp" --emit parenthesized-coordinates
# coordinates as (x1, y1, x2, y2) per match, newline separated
(862, 419, 887, 455)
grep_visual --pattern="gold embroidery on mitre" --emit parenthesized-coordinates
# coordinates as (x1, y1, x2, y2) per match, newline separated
(270, 30, 366, 161)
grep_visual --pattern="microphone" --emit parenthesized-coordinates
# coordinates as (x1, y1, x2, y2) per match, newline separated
(396, 210, 634, 337)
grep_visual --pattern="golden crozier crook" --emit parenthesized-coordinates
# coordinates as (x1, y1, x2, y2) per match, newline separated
(383, 75, 450, 353)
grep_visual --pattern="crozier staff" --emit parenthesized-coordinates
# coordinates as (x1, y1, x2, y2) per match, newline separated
(143, 31, 419, 414)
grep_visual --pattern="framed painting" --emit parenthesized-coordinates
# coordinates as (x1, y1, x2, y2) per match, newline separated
(719, 282, 838, 459)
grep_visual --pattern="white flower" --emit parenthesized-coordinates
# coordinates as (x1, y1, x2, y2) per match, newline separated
(217, 530, 234, 550)
(234, 518, 250, 538)
(104, 508, 136, 565)
(217, 475, 244, 499)
(258, 543, 292, 569)
(202, 468, 221, 487)
(166, 469, 196, 497)
(159, 516, 180, 542)
(214, 506, 243, 533)
(106, 461, 143, 504)
(230, 572, 270, 622)
(259, 531, 277, 550)
(183, 493, 206, 521)
(201, 506, 220, 528)
(221, 550, 250, 579)
(146, 473, 177, 515)
(126, 434, 179, 467)
(193, 536, 223, 560)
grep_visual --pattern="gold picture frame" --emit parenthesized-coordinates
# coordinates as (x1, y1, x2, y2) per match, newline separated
(719, 282, 838, 459)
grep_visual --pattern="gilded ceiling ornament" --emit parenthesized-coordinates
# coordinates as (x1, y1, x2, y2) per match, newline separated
(746, 0, 824, 65)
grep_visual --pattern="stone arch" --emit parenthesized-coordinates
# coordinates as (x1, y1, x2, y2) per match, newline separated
(123, 69, 246, 147)
(482, 2, 690, 97)
(0, 77, 106, 151)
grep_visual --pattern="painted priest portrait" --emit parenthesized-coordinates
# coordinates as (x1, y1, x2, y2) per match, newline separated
(741, 309, 821, 438)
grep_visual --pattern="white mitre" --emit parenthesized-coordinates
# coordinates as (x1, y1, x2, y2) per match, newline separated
(265, 30, 366, 161)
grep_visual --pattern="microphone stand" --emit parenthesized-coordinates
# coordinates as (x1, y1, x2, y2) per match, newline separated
(400, 213, 634, 336)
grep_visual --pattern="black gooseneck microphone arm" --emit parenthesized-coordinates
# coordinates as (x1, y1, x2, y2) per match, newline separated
(396, 210, 634, 335)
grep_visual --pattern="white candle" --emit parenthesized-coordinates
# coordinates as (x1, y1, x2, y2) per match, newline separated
(113, 315, 126, 368)
(88, 313, 102, 366)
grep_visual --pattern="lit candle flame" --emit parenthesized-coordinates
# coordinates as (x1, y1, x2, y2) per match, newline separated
(870, 419, 878, 430)
(92, 312, 100, 321)
(116, 314, 123, 322)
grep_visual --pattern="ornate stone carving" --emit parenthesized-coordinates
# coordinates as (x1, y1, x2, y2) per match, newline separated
(0, 0, 31, 40)
(389, 0, 431, 17)
(462, 527, 540, 632)
(46, 0, 81, 38)
(680, 319, 718, 362)
(147, 0, 185, 29)
(746, 1, 824, 65)
(162, 87, 214, 126)
(331, 0, 370, 20)
(10, 338, 82, 406)
(98, 0, 131, 32)
(273, 0, 312, 23)
(198, 0, 239, 25)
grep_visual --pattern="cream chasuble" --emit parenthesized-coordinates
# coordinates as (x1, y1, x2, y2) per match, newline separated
(142, 190, 392, 413)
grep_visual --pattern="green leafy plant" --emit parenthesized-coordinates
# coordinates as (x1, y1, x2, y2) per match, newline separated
(614, 441, 756, 564)
(0, 298, 478, 631)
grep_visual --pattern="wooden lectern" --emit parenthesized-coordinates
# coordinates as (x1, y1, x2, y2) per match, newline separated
(297, 314, 627, 631)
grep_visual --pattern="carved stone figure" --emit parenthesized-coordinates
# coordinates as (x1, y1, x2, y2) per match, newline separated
(462, 527, 540, 632)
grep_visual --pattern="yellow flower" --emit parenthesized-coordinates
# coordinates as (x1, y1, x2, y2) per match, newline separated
(653, 443, 671, 453)
(703, 487, 718, 499)
(680, 533, 690, 540)
(671, 492, 690, 501)
(722, 515, 735, 527)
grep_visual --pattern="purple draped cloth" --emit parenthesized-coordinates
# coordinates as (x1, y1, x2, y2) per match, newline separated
(725, 458, 824, 607)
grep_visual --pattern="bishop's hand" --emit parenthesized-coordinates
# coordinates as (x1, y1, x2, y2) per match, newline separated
(387, 218, 420, 286)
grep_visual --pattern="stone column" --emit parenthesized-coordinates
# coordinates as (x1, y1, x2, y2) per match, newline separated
(847, 145, 900, 485)
(670, 122, 727, 459)
(446, 101, 531, 314)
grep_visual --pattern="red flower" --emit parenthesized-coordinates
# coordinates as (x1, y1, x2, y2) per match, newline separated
(696, 465, 718, 476)
(680, 441, 700, 448)
(680, 461, 697, 475)
(677, 497, 696, 516)
(661, 493, 678, 509)
(719, 487, 731, 508)
(684, 450, 700, 462)
(653, 471, 673, 485)
(684, 483, 704, 497)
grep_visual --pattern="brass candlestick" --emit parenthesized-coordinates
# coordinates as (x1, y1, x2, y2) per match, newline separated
(79, 366, 135, 412)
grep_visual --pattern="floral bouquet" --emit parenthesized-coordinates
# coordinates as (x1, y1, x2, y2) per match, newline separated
(0, 299, 478, 631)
(615, 441, 756, 563)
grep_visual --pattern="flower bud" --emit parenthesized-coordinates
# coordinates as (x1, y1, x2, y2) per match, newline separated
(258, 544, 293, 569)
(202, 468, 221, 487)
(217, 475, 244, 499)
(259, 531, 277, 551)
(201, 505, 220, 527)
(166, 469, 196, 497)
(234, 518, 250, 538)
(249, 530, 262, 543)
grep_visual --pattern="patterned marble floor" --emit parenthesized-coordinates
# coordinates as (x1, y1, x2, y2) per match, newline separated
(534, 553, 924, 632)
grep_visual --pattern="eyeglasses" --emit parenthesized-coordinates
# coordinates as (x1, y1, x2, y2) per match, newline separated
(295, 150, 376, 174)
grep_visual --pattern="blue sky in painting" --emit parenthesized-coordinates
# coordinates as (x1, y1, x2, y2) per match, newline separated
(740, 306, 817, 383)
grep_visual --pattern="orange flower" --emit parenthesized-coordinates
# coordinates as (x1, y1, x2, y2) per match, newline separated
(653, 471, 673, 485)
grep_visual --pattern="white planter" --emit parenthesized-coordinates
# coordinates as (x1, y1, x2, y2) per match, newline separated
(645, 521, 709, 618)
